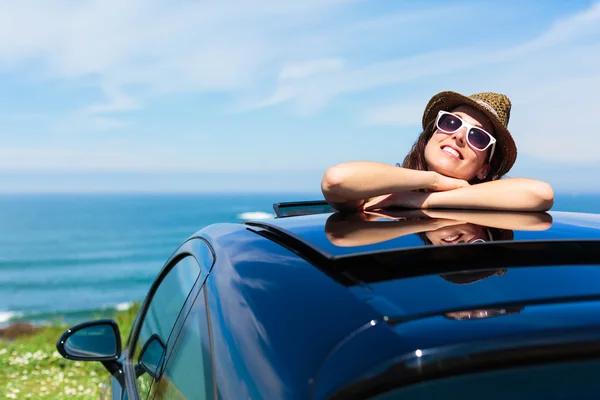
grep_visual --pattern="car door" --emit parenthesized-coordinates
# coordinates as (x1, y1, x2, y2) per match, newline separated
(122, 238, 215, 400)
(146, 285, 215, 399)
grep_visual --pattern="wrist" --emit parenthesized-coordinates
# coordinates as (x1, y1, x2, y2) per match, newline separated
(422, 191, 439, 208)
(427, 171, 440, 191)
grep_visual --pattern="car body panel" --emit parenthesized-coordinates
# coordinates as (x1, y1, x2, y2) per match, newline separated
(321, 301, 600, 399)
(199, 222, 382, 399)
(346, 264, 600, 320)
(368, 359, 600, 400)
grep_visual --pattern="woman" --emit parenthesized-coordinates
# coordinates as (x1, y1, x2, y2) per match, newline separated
(321, 91, 554, 212)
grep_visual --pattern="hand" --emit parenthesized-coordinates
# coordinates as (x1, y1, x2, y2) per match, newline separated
(363, 194, 394, 211)
(363, 191, 432, 211)
(431, 172, 470, 192)
(364, 210, 468, 229)
(362, 209, 427, 220)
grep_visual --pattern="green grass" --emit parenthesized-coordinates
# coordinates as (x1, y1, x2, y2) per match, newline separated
(1, 304, 140, 399)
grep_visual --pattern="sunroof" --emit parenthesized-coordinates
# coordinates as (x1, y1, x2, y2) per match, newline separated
(272, 200, 335, 218)
(251, 209, 600, 259)
(246, 210, 600, 289)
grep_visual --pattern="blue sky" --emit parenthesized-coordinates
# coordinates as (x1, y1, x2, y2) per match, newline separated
(0, 0, 599, 194)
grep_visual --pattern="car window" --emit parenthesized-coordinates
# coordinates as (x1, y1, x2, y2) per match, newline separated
(132, 255, 201, 398)
(151, 287, 214, 399)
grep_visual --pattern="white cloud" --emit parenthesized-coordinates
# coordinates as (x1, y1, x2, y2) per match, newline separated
(248, 47, 495, 112)
(85, 86, 139, 115)
(255, 2, 600, 115)
(362, 99, 427, 127)
(508, 73, 600, 163)
(524, 1, 600, 50)
(0, 144, 221, 172)
(244, 58, 346, 114)
(0, 0, 356, 114)
(279, 58, 344, 80)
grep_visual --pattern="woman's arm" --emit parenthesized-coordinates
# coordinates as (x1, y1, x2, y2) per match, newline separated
(321, 161, 469, 211)
(325, 215, 464, 247)
(365, 178, 554, 212)
(416, 209, 553, 231)
(424, 178, 554, 211)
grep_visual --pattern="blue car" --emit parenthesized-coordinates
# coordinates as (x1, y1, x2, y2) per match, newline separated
(56, 201, 600, 399)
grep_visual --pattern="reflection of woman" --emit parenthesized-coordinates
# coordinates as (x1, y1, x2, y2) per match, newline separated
(418, 221, 513, 284)
(325, 209, 551, 248)
(325, 209, 552, 284)
(419, 219, 513, 246)
(321, 91, 554, 213)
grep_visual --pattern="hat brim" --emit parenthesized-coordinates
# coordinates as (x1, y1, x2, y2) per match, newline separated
(422, 91, 517, 178)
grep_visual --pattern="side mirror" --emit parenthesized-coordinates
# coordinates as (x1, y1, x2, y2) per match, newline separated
(137, 334, 166, 379)
(56, 319, 121, 361)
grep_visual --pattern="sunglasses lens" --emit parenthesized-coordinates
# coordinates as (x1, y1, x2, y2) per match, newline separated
(437, 113, 462, 132)
(468, 128, 492, 150)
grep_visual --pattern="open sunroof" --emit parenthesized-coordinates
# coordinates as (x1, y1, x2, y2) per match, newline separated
(272, 200, 334, 218)
(246, 212, 600, 286)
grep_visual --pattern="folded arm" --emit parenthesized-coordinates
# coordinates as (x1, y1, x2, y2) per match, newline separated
(365, 178, 555, 212)
(325, 216, 464, 247)
(322, 162, 555, 212)
(321, 161, 464, 211)
(416, 209, 553, 230)
(423, 178, 554, 212)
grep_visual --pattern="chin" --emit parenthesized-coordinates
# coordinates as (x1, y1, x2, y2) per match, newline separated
(425, 145, 477, 180)
(428, 161, 465, 180)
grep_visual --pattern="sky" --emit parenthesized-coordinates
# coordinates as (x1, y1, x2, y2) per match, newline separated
(0, 0, 599, 194)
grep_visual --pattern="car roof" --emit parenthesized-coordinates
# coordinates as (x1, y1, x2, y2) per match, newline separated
(254, 207, 600, 258)
(244, 205, 600, 318)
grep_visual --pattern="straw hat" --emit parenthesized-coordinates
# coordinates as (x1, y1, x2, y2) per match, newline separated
(422, 91, 518, 178)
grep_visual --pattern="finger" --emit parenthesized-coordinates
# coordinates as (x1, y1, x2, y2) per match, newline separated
(363, 194, 392, 210)
(364, 211, 395, 221)
(364, 203, 381, 211)
(364, 200, 388, 210)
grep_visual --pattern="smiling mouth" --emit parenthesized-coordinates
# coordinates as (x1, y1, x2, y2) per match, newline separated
(441, 146, 463, 160)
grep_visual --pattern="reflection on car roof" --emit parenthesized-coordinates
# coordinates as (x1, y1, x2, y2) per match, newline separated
(245, 210, 600, 259)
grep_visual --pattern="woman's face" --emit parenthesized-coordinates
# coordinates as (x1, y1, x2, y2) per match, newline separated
(424, 105, 494, 181)
(425, 222, 489, 245)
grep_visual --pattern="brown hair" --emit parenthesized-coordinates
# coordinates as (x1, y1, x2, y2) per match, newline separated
(400, 120, 505, 184)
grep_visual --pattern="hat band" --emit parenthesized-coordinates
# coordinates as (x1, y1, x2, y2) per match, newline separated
(473, 99, 500, 119)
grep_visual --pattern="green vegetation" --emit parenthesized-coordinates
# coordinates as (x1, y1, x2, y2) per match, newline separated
(1, 304, 140, 399)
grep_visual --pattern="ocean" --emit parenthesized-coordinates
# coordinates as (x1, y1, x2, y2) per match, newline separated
(1, 192, 599, 328)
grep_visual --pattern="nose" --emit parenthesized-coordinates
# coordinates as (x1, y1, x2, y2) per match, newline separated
(452, 127, 468, 147)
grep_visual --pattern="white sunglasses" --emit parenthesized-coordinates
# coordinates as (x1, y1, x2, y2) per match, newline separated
(435, 111, 496, 161)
